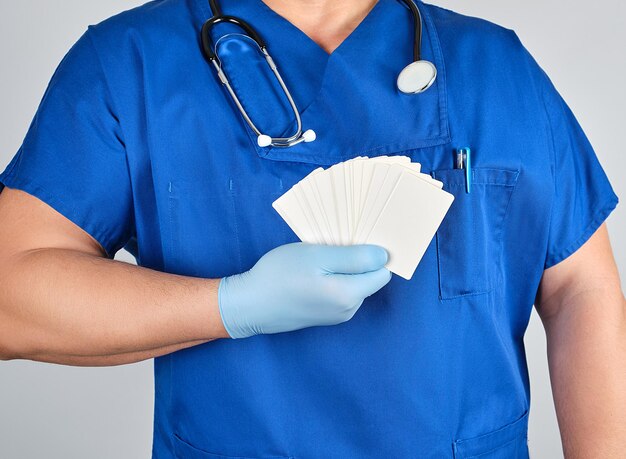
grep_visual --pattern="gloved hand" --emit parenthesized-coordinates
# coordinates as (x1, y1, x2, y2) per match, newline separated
(218, 242, 392, 338)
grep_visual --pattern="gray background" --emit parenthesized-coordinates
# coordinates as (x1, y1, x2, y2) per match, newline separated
(0, 1, 623, 457)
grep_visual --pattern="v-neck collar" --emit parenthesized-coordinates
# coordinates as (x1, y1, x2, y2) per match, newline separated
(191, 0, 450, 165)
(195, 0, 331, 119)
(195, 0, 383, 60)
(254, 0, 384, 59)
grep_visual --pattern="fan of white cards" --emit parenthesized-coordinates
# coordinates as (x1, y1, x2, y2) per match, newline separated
(272, 156, 455, 280)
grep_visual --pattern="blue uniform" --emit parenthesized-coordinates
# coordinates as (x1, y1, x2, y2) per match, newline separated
(0, 0, 619, 457)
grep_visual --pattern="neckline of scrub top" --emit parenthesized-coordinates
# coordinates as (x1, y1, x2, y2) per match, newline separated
(192, 0, 450, 165)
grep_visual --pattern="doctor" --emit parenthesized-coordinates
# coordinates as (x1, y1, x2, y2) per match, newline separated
(0, 0, 624, 457)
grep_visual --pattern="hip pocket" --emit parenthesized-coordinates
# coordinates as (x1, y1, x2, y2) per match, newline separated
(453, 410, 529, 459)
(431, 168, 519, 300)
(173, 433, 295, 459)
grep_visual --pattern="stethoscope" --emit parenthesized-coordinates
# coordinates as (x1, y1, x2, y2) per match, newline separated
(201, 0, 437, 148)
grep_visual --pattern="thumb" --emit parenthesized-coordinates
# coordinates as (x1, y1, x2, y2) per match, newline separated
(318, 244, 389, 274)
(333, 267, 393, 299)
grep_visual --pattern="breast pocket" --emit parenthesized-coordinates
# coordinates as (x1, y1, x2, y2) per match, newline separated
(229, 176, 299, 273)
(430, 168, 519, 300)
(164, 174, 296, 278)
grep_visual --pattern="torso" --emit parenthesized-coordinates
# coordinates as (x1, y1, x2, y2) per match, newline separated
(91, 1, 552, 457)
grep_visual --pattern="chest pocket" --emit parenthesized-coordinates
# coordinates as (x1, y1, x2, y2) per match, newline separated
(229, 176, 300, 273)
(430, 168, 519, 300)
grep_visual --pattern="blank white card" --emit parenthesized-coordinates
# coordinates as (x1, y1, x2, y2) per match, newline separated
(272, 156, 454, 280)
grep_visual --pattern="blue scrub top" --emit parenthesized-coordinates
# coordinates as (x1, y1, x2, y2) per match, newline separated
(0, 0, 619, 457)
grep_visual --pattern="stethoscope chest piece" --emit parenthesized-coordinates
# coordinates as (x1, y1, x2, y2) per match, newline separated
(397, 59, 437, 94)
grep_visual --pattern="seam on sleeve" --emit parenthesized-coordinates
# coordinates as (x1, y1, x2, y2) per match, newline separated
(85, 28, 127, 143)
(0, 173, 118, 259)
(544, 195, 619, 269)
(507, 30, 561, 269)
(517, 28, 568, 270)
(85, 27, 136, 251)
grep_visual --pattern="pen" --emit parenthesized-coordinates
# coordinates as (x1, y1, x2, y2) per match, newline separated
(456, 147, 472, 193)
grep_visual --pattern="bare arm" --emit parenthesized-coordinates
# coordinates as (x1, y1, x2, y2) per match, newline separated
(27, 339, 212, 367)
(536, 223, 626, 458)
(0, 186, 230, 366)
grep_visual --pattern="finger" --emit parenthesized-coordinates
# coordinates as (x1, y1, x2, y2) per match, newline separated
(318, 244, 389, 274)
(333, 267, 392, 299)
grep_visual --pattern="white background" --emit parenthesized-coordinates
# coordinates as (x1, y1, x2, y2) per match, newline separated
(0, 1, 624, 457)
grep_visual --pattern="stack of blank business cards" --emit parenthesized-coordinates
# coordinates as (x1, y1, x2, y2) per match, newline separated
(272, 156, 455, 280)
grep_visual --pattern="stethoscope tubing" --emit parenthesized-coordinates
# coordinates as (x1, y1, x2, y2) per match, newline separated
(201, 0, 429, 148)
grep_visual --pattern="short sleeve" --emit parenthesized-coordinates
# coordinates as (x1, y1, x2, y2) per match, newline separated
(0, 28, 134, 258)
(512, 32, 619, 269)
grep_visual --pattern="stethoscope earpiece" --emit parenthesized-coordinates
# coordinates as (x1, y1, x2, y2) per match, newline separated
(257, 134, 273, 147)
(302, 129, 317, 143)
(397, 59, 437, 94)
(257, 129, 316, 148)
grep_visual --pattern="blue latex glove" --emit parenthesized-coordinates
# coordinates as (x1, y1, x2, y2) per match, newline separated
(218, 242, 392, 338)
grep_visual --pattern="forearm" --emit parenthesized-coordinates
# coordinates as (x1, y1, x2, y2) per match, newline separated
(543, 288, 626, 458)
(0, 247, 229, 364)
(29, 339, 212, 367)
